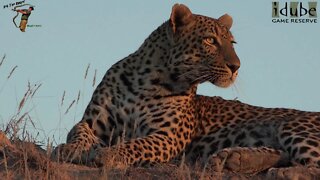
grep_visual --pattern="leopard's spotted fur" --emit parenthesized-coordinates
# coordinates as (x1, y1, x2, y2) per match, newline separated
(52, 4, 320, 172)
(189, 96, 320, 170)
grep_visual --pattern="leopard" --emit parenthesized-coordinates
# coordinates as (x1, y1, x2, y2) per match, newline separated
(51, 4, 320, 174)
(187, 96, 320, 174)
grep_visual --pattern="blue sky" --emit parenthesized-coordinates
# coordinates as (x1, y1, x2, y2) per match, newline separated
(0, 0, 319, 144)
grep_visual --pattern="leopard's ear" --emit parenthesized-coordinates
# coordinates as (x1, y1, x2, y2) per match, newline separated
(218, 14, 233, 30)
(170, 4, 194, 33)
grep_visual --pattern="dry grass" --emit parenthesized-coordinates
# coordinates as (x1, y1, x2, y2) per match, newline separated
(84, 63, 90, 80)
(64, 100, 75, 115)
(7, 66, 18, 80)
(0, 131, 102, 179)
(92, 69, 97, 87)
(1, 55, 320, 179)
(2, 134, 318, 180)
(0, 54, 5, 68)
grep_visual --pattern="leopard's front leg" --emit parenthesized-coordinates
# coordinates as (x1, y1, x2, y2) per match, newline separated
(51, 121, 104, 164)
(51, 104, 108, 164)
(90, 133, 184, 168)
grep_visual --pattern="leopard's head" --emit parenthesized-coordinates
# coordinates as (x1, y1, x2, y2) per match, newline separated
(167, 4, 240, 88)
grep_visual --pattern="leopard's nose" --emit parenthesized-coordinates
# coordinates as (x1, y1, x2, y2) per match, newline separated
(226, 63, 240, 74)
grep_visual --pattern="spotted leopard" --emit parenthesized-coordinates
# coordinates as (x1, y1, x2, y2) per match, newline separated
(52, 4, 320, 173)
(188, 96, 320, 173)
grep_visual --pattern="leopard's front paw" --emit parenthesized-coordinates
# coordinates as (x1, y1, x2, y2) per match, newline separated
(89, 147, 128, 169)
(51, 143, 90, 164)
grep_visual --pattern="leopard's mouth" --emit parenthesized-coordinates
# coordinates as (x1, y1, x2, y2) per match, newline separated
(192, 65, 239, 87)
(209, 70, 238, 88)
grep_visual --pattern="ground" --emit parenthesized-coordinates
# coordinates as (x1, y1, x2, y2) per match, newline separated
(1, 131, 320, 179)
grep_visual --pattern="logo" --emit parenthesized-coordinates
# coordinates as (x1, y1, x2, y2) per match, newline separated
(3, 0, 42, 32)
(272, 1, 317, 23)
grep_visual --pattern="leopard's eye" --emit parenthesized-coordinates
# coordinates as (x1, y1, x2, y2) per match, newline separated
(204, 37, 216, 45)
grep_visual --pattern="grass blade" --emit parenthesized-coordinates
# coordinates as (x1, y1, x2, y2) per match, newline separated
(7, 65, 18, 79)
